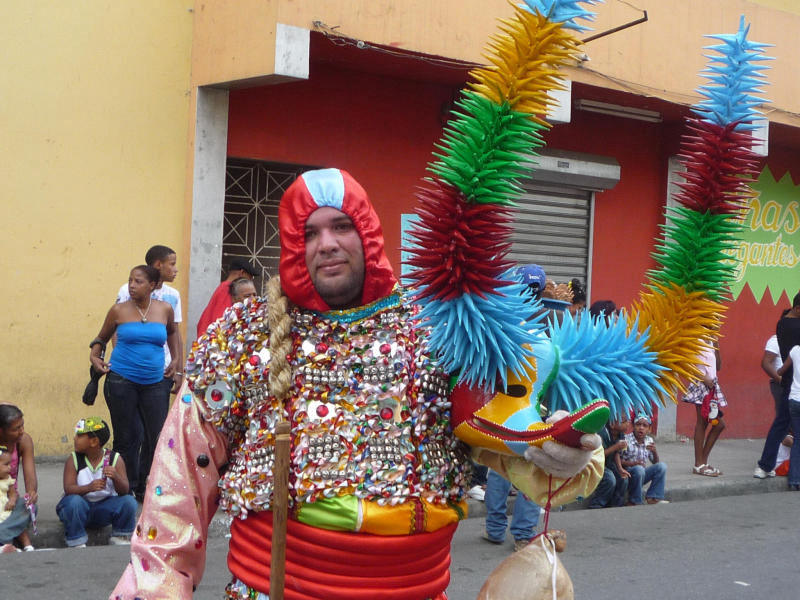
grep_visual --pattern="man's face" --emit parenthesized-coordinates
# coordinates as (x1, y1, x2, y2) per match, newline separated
(155, 253, 178, 283)
(633, 420, 650, 441)
(304, 207, 365, 309)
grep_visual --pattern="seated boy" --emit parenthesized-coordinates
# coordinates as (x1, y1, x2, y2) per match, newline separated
(619, 414, 669, 505)
(588, 416, 630, 508)
(56, 418, 137, 548)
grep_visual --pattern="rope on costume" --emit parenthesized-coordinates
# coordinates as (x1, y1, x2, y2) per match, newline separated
(267, 275, 293, 403)
(541, 474, 571, 534)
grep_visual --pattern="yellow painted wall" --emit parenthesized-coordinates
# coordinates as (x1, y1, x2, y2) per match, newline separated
(192, 0, 800, 125)
(571, 0, 800, 126)
(8, 0, 796, 454)
(0, 2, 193, 454)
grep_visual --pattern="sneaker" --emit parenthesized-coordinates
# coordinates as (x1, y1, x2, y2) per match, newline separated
(467, 485, 485, 502)
(645, 498, 670, 505)
(481, 533, 503, 545)
(753, 467, 776, 479)
(22, 545, 34, 552)
(513, 538, 531, 552)
(70, 544, 87, 549)
(109, 536, 131, 546)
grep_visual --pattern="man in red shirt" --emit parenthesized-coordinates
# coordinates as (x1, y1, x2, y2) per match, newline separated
(195, 258, 259, 337)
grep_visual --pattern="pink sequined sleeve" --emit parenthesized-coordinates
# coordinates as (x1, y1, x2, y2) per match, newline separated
(110, 384, 229, 600)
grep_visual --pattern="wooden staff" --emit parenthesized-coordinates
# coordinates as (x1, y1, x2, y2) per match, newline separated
(267, 275, 293, 599)
(270, 420, 291, 600)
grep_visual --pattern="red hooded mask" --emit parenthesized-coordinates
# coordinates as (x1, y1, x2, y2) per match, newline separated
(278, 168, 397, 312)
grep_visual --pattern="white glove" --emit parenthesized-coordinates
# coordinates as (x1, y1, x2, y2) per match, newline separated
(523, 410, 602, 479)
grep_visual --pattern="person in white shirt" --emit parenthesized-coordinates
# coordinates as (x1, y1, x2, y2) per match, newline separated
(762, 325, 786, 416)
(774, 346, 800, 490)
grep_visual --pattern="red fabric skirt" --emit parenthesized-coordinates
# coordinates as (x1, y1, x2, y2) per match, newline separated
(228, 511, 455, 600)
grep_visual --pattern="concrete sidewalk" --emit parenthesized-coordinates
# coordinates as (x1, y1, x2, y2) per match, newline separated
(21, 437, 788, 549)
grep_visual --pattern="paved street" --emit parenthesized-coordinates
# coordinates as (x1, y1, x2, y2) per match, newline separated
(447, 491, 798, 600)
(2, 491, 796, 599)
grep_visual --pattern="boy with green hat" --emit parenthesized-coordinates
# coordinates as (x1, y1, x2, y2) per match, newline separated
(56, 418, 137, 547)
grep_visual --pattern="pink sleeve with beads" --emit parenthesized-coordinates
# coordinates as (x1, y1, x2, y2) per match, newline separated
(110, 382, 229, 600)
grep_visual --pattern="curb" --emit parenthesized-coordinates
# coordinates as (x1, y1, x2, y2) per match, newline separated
(28, 512, 234, 550)
(25, 474, 790, 549)
(457, 476, 789, 519)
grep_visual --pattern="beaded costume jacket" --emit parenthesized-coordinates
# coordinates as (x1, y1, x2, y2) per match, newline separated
(186, 291, 471, 524)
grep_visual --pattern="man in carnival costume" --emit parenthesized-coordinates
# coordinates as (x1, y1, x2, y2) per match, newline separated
(112, 0, 770, 596)
(110, 167, 604, 600)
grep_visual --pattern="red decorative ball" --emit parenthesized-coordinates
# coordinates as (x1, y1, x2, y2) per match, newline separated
(316, 404, 330, 418)
(380, 407, 394, 420)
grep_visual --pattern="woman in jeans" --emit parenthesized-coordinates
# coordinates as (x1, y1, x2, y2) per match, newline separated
(90, 265, 178, 500)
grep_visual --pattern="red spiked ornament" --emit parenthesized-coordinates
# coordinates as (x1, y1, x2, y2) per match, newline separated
(403, 179, 515, 302)
(674, 118, 760, 215)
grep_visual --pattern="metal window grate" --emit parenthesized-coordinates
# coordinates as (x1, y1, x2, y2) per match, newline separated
(223, 159, 317, 293)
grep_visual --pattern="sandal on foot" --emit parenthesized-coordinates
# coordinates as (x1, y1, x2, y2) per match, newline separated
(692, 464, 719, 477)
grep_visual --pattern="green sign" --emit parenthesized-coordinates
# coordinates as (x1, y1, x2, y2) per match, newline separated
(726, 167, 800, 303)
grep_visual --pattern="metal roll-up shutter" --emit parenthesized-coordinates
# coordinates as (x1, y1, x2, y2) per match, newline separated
(507, 182, 592, 284)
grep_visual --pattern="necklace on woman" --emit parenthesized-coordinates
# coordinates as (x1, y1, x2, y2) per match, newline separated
(136, 297, 152, 323)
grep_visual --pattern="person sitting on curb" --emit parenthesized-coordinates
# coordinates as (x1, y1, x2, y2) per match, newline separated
(588, 415, 630, 508)
(56, 418, 137, 548)
(619, 414, 669, 505)
(0, 445, 33, 552)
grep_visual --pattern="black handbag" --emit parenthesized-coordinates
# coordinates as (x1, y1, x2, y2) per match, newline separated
(82, 366, 105, 406)
(83, 339, 107, 405)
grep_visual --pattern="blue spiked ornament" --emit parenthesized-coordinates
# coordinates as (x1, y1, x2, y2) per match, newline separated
(542, 310, 666, 420)
(414, 279, 546, 390)
(692, 15, 773, 130)
(520, 0, 599, 31)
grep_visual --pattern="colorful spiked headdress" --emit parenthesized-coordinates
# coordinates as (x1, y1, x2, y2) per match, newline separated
(405, 1, 771, 435)
(405, 0, 597, 391)
(628, 15, 772, 403)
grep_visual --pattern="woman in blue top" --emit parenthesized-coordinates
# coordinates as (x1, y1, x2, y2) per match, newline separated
(89, 265, 178, 500)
